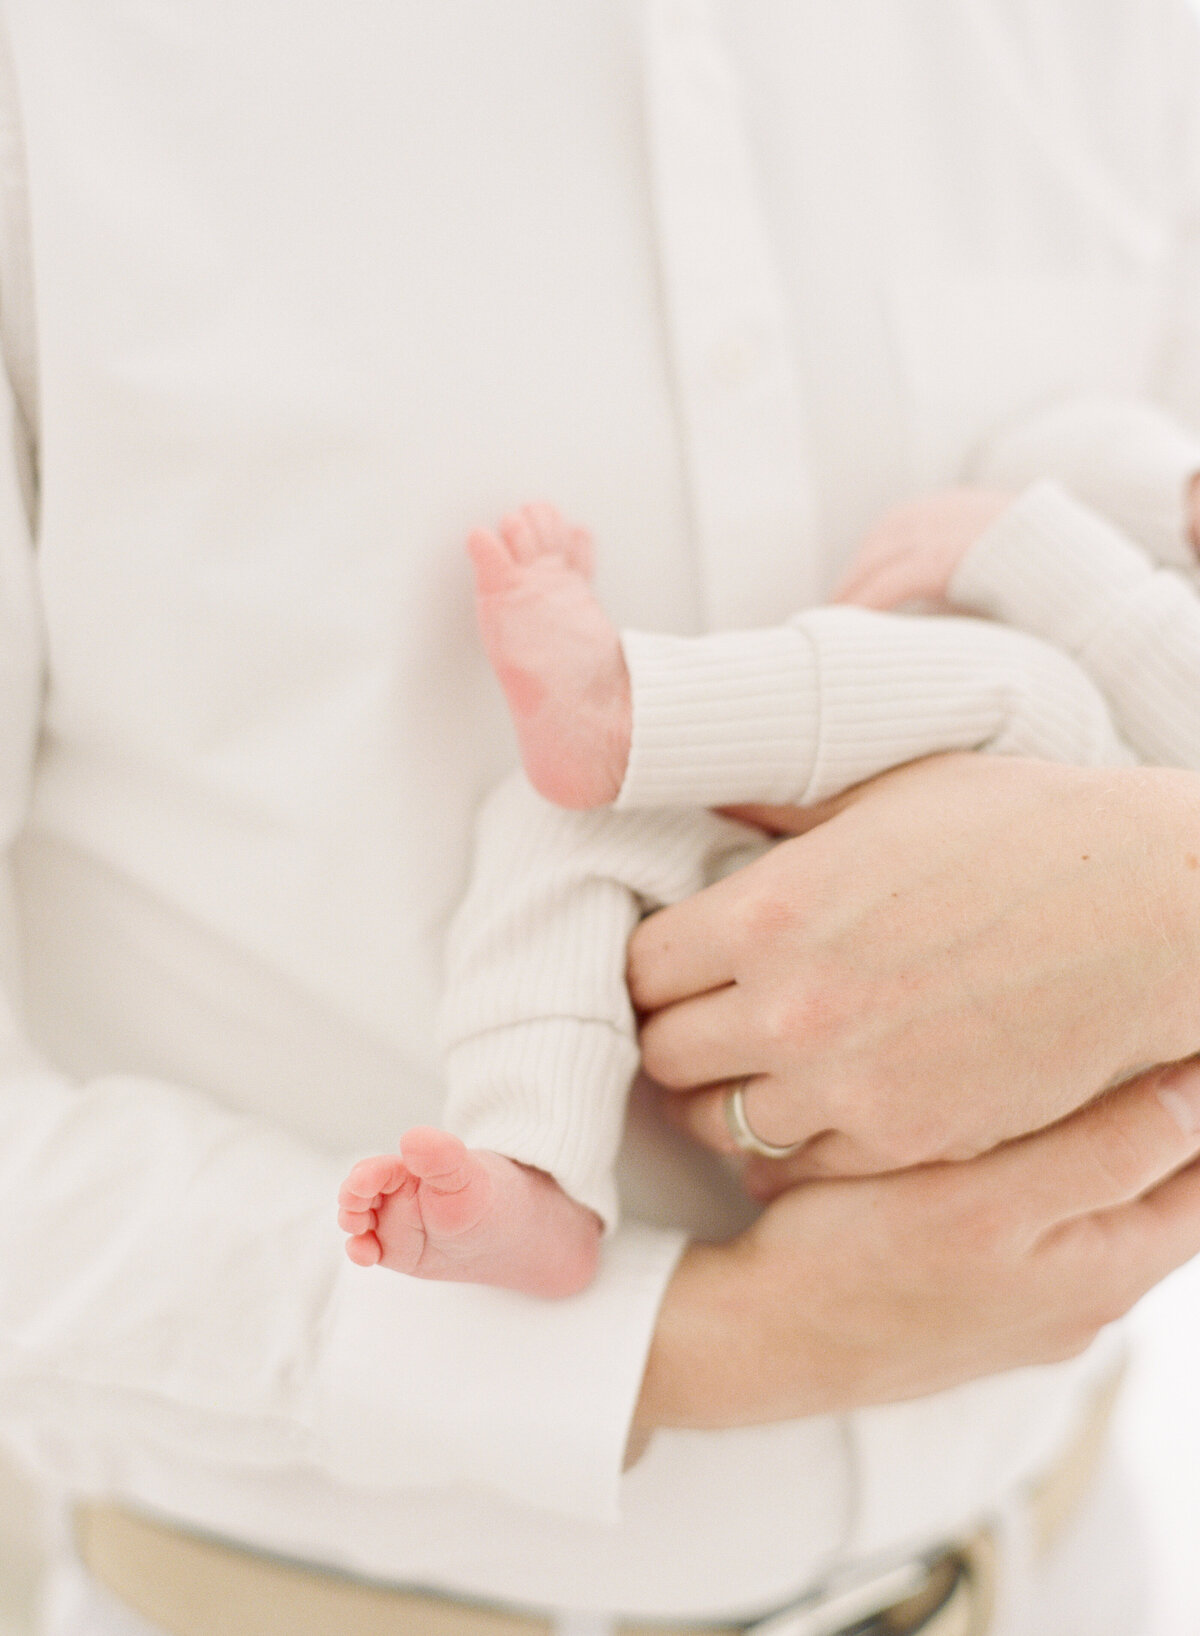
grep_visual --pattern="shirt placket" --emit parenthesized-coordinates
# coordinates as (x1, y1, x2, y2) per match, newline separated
(644, 0, 822, 629)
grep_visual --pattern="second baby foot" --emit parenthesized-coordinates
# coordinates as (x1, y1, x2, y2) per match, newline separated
(468, 502, 632, 807)
(337, 1127, 602, 1298)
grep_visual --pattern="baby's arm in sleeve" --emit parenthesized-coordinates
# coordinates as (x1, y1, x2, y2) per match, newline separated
(834, 396, 1200, 772)
(948, 481, 1200, 772)
(970, 395, 1200, 578)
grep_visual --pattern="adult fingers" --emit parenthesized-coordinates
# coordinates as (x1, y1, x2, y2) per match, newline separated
(628, 795, 869, 1011)
(739, 1132, 899, 1193)
(655, 1079, 902, 1178)
(657, 1074, 824, 1158)
(1054, 1154, 1200, 1335)
(626, 875, 745, 1010)
(1119, 1153, 1200, 1289)
(988, 1057, 1200, 1235)
(637, 983, 755, 1087)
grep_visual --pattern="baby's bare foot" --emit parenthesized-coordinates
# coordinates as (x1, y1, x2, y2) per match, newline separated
(468, 503, 631, 807)
(337, 1127, 601, 1298)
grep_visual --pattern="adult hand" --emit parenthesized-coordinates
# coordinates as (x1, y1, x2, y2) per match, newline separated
(629, 754, 1200, 1175)
(633, 1057, 1200, 1436)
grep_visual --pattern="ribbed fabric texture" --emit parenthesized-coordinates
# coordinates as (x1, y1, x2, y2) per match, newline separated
(972, 395, 1200, 575)
(953, 481, 1200, 770)
(617, 624, 819, 808)
(445, 1023, 637, 1226)
(619, 596, 1129, 815)
(441, 777, 764, 1226)
(797, 605, 1131, 801)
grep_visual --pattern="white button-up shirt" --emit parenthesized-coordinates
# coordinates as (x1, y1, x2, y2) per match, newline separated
(0, 0, 1194, 1622)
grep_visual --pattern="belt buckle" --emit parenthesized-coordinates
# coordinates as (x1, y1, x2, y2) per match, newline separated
(743, 1551, 956, 1636)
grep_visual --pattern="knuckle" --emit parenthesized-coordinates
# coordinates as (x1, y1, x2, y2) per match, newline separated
(760, 990, 810, 1052)
(736, 883, 798, 948)
(840, 1088, 954, 1171)
(760, 974, 852, 1057)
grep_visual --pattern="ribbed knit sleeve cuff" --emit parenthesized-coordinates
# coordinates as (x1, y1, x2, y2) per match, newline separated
(615, 625, 819, 809)
(950, 481, 1155, 654)
(971, 395, 1200, 571)
(445, 1018, 638, 1228)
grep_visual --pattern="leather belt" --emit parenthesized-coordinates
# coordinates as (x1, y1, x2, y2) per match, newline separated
(75, 1368, 1121, 1636)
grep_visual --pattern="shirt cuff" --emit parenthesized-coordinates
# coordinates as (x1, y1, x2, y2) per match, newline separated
(615, 626, 819, 810)
(949, 480, 1154, 654)
(310, 1220, 686, 1523)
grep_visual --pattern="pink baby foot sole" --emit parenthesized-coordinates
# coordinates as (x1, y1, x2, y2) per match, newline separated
(337, 1127, 602, 1297)
(468, 502, 632, 808)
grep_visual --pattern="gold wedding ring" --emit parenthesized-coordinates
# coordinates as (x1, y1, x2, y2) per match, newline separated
(723, 1078, 805, 1160)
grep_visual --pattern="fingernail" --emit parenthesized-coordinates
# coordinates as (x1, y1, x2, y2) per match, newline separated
(1157, 1059, 1200, 1135)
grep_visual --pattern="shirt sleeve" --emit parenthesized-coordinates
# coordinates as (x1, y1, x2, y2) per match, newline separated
(950, 480, 1200, 772)
(0, 645, 683, 1524)
(0, 1040, 685, 1522)
(0, 271, 682, 1544)
(966, 5, 1200, 584)
(0, 52, 693, 1531)
(1154, 0, 1200, 449)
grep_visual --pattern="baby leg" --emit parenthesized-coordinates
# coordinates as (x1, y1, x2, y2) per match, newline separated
(337, 1127, 601, 1298)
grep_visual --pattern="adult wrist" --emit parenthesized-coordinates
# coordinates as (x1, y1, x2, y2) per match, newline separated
(630, 1231, 836, 1442)
(632, 1238, 781, 1440)
(631, 1241, 735, 1443)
